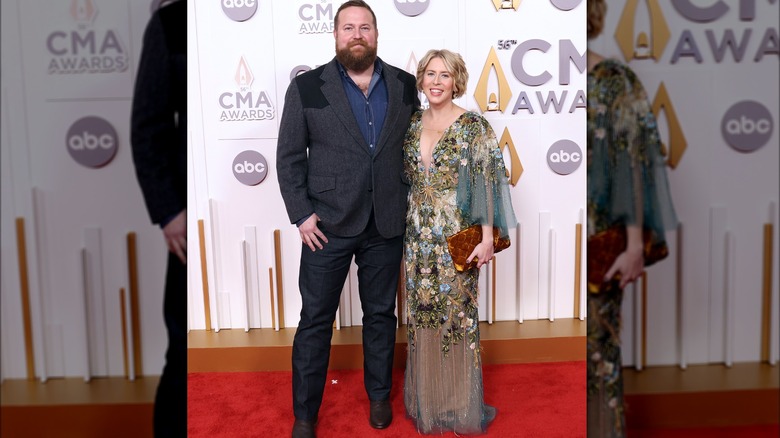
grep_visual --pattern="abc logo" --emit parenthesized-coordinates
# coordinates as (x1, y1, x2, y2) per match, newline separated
(549, 150, 580, 162)
(550, 0, 583, 11)
(721, 101, 773, 153)
(66, 116, 118, 168)
(394, 0, 429, 17)
(233, 150, 268, 186)
(69, 131, 114, 150)
(725, 117, 771, 135)
(546, 139, 582, 175)
(222, 0, 257, 22)
(235, 161, 265, 173)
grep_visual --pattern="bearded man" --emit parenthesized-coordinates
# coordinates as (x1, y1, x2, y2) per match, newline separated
(275, 1, 420, 437)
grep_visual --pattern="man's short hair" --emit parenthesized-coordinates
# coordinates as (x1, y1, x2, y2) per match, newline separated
(334, 0, 377, 29)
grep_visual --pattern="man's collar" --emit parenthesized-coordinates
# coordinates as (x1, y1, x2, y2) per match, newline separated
(336, 57, 384, 77)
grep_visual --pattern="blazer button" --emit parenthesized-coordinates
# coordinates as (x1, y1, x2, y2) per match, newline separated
(368, 187, 373, 192)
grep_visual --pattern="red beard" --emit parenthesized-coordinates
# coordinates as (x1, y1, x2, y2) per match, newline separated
(336, 39, 377, 72)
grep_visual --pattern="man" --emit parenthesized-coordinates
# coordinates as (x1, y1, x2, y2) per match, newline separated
(276, 1, 420, 437)
(130, 1, 186, 436)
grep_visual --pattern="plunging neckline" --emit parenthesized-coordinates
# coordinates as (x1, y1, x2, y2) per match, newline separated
(417, 111, 468, 175)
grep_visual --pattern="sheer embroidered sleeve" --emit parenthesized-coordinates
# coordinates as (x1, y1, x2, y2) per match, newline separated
(587, 61, 678, 244)
(455, 113, 518, 239)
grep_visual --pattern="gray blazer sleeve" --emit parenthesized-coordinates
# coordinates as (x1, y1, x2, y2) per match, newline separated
(276, 78, 313, 224)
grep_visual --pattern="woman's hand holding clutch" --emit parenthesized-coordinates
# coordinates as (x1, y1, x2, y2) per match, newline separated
(603, 225, 644, 288)
(466, 225, 496, 269)
(604, 247, 644, 288)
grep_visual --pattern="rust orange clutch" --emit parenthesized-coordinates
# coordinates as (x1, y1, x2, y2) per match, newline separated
(587, 226, 669, 293)
(446, 225, 510, 272)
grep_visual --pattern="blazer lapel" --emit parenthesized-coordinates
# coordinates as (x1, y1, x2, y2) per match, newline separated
(319, 59, 369, 152)
(373, 60, 403, 157)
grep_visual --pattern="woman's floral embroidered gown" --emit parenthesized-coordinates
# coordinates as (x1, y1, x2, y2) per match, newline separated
(402, 111, 516, 435)
(587, 59, 677, 437)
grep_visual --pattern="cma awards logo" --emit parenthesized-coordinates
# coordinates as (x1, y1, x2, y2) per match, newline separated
(402, 52, 429, 107)
(473, 41, 587, 115)
(491, 1, 584, 12)
(66, 116, 118, 168)
(298, 1, 334, 34)
(649, 82, 686, 168)
(472, 38, 585, 178)
(490, 1, 584, 12)
(46, 0, 129, 74)
(222, 0, 258, 22)
(491, 0, 521, 10)
(289, 64, 320, 80)
(219, 57, 275, 122)
(497, 125, 524, 185)
(615, 0, 779, 64)
(233, 150, 268, 186)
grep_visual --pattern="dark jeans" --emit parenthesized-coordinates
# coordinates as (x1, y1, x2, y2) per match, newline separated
(154, 252, 187, 437)
(292, 218, 403, 421)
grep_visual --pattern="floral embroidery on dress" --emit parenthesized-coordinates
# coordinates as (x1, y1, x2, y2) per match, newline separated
(403, 110, 513, 435)
(586, 59, 677, 438)
(403, 111, 502, 358)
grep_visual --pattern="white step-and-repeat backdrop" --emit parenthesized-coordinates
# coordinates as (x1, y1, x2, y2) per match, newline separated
(8, 0, 773, 382)
(186, 0, 588, 333)
(1, 0, 587, 382)
(591, 0, 779, 367)
(1, 0, 169, 381)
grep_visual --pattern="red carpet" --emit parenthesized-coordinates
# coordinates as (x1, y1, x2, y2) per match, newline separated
(627, 425, 780, 437)
(188, 362, 586, 437)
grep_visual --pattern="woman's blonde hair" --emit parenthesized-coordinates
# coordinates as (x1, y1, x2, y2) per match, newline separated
(588, 0, 607, 40)
(416, 49, 469, 99)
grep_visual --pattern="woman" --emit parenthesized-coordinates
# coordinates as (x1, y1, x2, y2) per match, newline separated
(402, 49, 517, 435)
(586, 1, 678, 436)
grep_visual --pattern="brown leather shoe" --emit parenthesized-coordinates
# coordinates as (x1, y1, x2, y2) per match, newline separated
(369, 400, 392, 429)
(292, 418, 316, 438)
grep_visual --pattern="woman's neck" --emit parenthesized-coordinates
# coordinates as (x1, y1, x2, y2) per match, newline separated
(426, 101, 459, 120)
(587, 49, 606, 72)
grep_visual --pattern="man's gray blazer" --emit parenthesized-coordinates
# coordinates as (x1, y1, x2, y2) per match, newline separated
(276, 57, 420, 239)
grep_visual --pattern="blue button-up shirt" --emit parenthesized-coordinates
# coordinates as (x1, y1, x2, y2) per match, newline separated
(337, 60, 388, 154)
